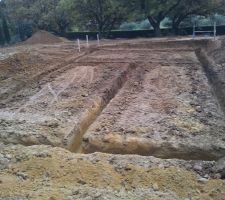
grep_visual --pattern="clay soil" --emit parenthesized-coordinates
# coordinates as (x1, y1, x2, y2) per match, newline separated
(0, 36, 225, 200)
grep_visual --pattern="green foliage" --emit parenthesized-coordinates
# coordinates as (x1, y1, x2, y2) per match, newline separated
(0, 22, 5, 45)
(71, 0, 129, 35)
(120, 20, 152, 31)
(3, 0, 69, 34)
(129, 0, 182, 36)
(18, 21, 33, 41)
(214, 14, 225, 25)
(2, 16, 10, 43)
(0, 1, 10, 44)
(169, 0, 223, 34)
(0, 0, 224, 43)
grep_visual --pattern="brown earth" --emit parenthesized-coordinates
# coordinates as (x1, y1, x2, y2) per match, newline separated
(0, 35, 225, 199)
(82, 42, 225, 161)
(22, 30, 68, 45)
(0, 144, 225, 200)
(0, 43, 132, 148)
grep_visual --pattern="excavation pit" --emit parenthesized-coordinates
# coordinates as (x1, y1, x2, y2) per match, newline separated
(0, 38, 225, 161)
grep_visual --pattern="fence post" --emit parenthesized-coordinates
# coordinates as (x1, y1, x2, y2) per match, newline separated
(214, 22, 217, 41)
(77, 39, 81, 52)
(97, 34, 100, 46)
(86, 35, 89, 47)
(192, 24, 196, 39)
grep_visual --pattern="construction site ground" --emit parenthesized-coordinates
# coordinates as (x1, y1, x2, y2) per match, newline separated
(0, 35, 225, 200)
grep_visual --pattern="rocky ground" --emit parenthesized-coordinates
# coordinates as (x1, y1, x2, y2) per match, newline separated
(0, 35, 225, 199)
(0, 144, 225, 200)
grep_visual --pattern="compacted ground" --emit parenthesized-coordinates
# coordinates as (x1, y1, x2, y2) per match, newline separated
(0, 36, 225, 200)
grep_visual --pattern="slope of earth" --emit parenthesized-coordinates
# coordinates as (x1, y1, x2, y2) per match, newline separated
(0, 144, 225, 200)
(201, 38, 225, 114)
(82, 41, 225, 161)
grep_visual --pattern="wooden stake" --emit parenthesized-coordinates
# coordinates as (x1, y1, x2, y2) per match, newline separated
(97, 34, 100, 46)
(214, 22, 216, 41)
(77, 39, 81, 52)
(86, 35, 89, 47)
(192, 24, 196, 39)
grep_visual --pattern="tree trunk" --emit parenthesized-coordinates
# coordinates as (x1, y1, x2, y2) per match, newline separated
(154, 24, 161, 37)
(147, 16, 161, 37)
(172, 22, 179, 35)
(0, 25, 5, 46)
(172, 14, 190, 36)
(2, 16, 10, 43)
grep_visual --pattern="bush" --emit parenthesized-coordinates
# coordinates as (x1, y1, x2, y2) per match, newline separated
(119, 20, 152, 31)
(139, 20, 152, 29)
(120, 22, 138, 30)
(17, 21, 33, 41)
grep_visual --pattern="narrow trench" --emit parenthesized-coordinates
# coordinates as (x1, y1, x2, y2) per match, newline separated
(195, 48, 225, 116)
(65, 63, 136, 153)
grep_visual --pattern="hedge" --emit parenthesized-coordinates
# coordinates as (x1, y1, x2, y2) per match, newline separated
(62, 25, 225, 40)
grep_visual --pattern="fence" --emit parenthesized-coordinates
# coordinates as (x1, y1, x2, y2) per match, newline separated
(62, 25, 225, 40)
(192, 23, 216, 40)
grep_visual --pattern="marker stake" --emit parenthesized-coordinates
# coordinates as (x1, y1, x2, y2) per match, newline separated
(97, 34, 100, 46)
(86, 35, 89, 47)
(77, 39, 81, 52)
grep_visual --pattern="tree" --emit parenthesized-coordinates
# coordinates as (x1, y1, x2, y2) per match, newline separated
(53, 0, 75, 34)
(3, 0, 58, 33)
(0, 23, 5, 45)
(0, 0, 224, 41)
(0, 1, 10, 43)
(170, 0, 223, 34)
(72, 0, 128, 36)
(2, 0, 34, 40)
(2, 15, 10, 43)
(138, 0, 182, 36)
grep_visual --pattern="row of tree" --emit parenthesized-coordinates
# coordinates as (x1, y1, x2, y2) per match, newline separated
(0, 0, 225, 44)
(127, 0, 224, 35)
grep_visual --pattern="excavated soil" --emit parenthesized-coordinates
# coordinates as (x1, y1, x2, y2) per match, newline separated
(22, 30, 68, 45)
(0, 144, 225, 200)
(0, 36, 225, 199)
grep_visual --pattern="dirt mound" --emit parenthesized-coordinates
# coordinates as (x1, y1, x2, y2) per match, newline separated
(0, 144, 225, 200)
(23, 30, 67, 45)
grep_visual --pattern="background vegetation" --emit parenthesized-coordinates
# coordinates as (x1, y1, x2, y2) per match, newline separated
(0, 0, 225, 44)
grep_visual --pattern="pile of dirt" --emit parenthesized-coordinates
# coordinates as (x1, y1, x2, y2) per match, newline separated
(0, 144, 225, 200)
(22, 30, 67, 45)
